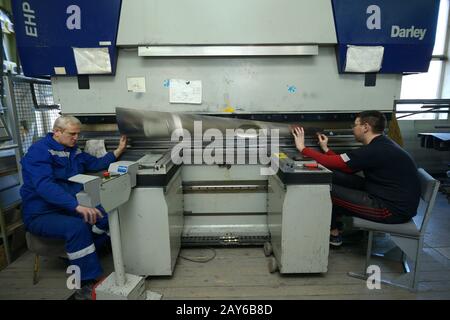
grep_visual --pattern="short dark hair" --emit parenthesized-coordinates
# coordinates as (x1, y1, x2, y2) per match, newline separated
(356, 111, 386, 134)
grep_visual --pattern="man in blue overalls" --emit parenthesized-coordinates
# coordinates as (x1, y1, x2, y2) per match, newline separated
(20, 115, 127, 299)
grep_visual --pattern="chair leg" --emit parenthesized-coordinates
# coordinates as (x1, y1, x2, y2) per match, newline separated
(0, 209, 12, 265)
(348, 231, 373, 281)
(401, 251, 411, 273)
(372, 238, 421, 292)
(411, 240, 423, 292)
(364, 231, 373, 272)
(33, 254, 40, 285)
(349, 231, 423, 292)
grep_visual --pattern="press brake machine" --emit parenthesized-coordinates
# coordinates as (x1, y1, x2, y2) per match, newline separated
(11, 0, 440, 276)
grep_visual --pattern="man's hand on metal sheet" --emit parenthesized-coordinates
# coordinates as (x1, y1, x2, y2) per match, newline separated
(113, 135, 128, 158)
(291, 126, 305, 152)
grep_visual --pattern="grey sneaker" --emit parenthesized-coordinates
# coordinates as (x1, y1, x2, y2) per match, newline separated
(329, 234, 343, 247)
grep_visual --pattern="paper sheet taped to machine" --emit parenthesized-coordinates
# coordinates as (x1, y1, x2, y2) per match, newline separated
(169, 79, 202, 104)
(345, 45, 384, 73)
(73, 47, 112, 74)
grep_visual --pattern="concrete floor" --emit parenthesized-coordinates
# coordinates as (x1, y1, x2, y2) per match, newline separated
(0, 193, 449, 300)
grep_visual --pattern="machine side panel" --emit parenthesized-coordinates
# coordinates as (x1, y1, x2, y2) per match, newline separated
(268, 175, 332, 274)
(267, 175, 285, 268)
(280, 184, 332, 273)
(164, 172, 184, 271)
(119, 182, 182, 276)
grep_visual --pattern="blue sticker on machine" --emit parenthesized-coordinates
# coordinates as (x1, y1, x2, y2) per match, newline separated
(117, 166, 128, 173)
(332, 0, 440, 73)
(11, 0, 122, 77)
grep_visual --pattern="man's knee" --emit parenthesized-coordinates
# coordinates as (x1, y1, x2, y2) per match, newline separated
(68, 220, 92, 239)
(330, 184, 354, 199)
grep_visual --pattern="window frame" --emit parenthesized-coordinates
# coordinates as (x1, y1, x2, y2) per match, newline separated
(399, 0, 450, 120)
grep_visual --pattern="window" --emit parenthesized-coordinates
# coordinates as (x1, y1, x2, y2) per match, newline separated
(399, 0, 449, 120)
(433, 0, 450, 56)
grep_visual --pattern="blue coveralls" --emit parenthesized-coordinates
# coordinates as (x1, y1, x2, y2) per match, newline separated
(20, 133, 117, 281)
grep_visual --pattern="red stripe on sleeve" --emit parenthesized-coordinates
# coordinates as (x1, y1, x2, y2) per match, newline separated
(301, 147, 354, 173)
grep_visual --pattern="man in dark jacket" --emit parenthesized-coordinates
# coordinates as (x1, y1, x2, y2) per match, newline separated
(292, 111, 420, 247)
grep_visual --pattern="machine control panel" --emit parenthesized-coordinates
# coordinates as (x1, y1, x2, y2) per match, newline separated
(275, 154, 332, 185)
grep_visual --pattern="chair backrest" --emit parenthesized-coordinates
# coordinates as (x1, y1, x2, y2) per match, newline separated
(415, 168, 440, 234)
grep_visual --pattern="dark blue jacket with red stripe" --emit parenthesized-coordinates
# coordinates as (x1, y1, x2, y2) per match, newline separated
(302, 135, 421, 219)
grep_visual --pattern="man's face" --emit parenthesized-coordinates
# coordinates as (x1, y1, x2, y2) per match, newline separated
(351, 117, 369, 143)
(53, 123, 80, 147)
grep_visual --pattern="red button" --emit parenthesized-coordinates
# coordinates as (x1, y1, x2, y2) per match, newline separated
(303, 163, 319, 169)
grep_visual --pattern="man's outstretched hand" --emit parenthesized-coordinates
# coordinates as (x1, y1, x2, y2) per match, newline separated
(113, 135, 127, 158)
(291, 126, 306, 152)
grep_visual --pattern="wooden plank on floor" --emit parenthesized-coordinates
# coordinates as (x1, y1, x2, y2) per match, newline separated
(153, 283, 415, 300)
(0, 251, 72, 300)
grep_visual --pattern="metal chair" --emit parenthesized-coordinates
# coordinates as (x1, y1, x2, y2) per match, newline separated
(348, 168, 440, 291)
(25, 232, 66, 285)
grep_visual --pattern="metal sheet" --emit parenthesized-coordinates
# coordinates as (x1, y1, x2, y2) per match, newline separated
(116, 107, 296, 139)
